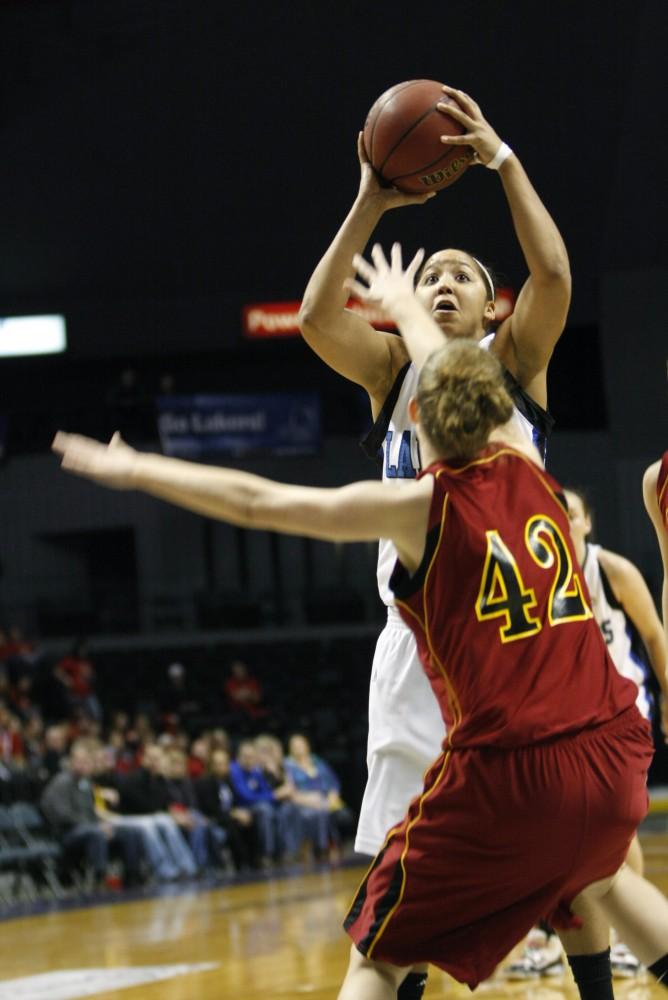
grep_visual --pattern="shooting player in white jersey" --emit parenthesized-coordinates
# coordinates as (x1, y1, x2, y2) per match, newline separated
(298, 86, 571, 1000)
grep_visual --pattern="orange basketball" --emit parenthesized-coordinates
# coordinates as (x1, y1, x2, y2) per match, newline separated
(363, 80, 473, 194)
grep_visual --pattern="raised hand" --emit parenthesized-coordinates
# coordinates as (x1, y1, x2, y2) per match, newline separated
(356, 132, 436, 210)
(344, 242, 425, 311)
(437, 86, 505, 167)
(52, 431, 138, 490)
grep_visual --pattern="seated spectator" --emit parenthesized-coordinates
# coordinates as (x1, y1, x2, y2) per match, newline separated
(224, 660, 267, 726)
(53, 639, 102, 722)
(0, 700, 25, 767)
(163, 747, 211, 871)
(195, 748, 256, 871)
(40, 724, 69, 779)
(40, 739, 144, 890)
(229, 739, 299, 866)
(8, 673, 36, 722)
(91, 743, 185, 883)
(285, 733, 354, 859)
(187, 736, 210, 779)
(117, 743, 197, 878)
(209, 728, 231, 755)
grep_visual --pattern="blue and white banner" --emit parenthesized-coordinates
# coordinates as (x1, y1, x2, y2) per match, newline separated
(157, 393, 320, 458)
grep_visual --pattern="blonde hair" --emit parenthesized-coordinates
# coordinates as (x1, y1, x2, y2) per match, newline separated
(417, 339, 513, 460)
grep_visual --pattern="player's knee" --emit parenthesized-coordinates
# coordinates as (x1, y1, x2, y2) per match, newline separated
(573, 868, 623, 905)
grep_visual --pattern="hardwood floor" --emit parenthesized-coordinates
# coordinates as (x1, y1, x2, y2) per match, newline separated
(0, 830, 667, 999)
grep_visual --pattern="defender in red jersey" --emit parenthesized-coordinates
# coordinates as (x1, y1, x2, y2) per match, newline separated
(343, 445, 648, 986)
(51, 252, 668, 1000)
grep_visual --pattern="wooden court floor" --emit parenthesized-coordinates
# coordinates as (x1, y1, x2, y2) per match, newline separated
(1, 831, 668, 1000)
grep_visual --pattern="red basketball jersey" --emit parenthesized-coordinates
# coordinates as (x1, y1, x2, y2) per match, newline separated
(391, 445, 638, 748)
(658, 451, 668, 532)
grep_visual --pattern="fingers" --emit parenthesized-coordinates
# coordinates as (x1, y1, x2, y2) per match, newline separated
(436, 99, 474, 130)
(405, 247, 425, 281)
(439, 133, 474, 146)
(390, 241, 403, 273)
(370, 243, 390, 272)
(440, 84, 480, 117)
(357, 130, 370, 165)
(51, 431, 69, 454)
(351, 251, 377, 284)
(343, 277, 372, 301)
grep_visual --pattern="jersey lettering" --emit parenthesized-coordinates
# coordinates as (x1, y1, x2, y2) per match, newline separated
(476, 517, 593, 643)
(475, 531, 541, 642)
(525, 516, 593, 626)
(385, 430, 418, 479)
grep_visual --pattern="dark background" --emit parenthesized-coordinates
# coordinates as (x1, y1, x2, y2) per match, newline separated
(0, 0, 665, 432)
(0, 1, 667, 789)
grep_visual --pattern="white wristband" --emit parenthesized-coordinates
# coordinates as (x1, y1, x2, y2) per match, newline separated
(486, 142, 513, 170)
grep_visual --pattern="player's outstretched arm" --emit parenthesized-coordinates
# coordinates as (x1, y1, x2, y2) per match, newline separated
(51, 432, 432, 572)
(298, 135, 435, 412)
(438, 86, 571, 408)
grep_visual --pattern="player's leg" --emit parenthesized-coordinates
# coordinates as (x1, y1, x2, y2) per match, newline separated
(358, 620, 443, 999)
(583, 865, 668, 976)
(338, 944, 408, 1000)
(557, 892, 614, 1000)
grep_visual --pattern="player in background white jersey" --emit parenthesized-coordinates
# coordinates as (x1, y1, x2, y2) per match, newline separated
(299, 86, 570, 1000)
(565, 488, 667, 724)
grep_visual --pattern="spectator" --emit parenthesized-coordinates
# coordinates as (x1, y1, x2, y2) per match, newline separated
(118, 743, 197, 878)
(163, 747, 211, 871)
(209, 727, 232, 755)
(188, 736, 210, 779)
(229, 739, 300, 866)
(41, 724, 69, 778)
(53, 639, 102, 722)
(91, 744, 184, 883)
(285, 733, 354, 859)
(0, 700, 25, 766)
(224, 660, 267, 725)
(196, 748, 256, 871)
(40, 739, 144, 890)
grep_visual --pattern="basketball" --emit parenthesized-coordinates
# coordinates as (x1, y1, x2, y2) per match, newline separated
(363, 80, 474, 194)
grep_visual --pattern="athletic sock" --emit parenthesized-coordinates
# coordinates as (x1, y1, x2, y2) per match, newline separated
(397, 971, 428, 1000)
(649, 953, 668, 984)
(567, 949, 613, 1000)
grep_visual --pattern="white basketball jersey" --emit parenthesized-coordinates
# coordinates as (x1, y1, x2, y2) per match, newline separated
(582, 543, 652, 717)
(369, 340, 551, 606)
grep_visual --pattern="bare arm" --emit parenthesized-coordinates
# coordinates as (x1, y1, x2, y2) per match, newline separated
(643, 460, 668, 644)
(598, 547, 668, 697)
(52, 432, 433, 573)
(298, 135, 434, 412)
(439, 86, 571, 407)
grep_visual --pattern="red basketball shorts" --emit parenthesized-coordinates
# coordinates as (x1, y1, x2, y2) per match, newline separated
(344, 707, 652, 987)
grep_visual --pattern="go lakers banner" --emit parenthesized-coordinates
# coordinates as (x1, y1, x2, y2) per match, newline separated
(157, 393, 320, 458)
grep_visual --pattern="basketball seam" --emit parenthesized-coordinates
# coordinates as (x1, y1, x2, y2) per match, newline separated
(367, 80, 420, 168)
(378, 103, 444, 176)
